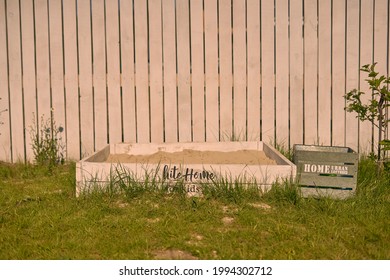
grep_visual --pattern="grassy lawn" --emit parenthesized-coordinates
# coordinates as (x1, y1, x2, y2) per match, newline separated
(0, 158, 389, 260)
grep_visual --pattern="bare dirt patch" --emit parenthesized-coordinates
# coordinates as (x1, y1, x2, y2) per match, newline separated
(248, 202, 272, 210)
(222, 216, 235, 224)
(152, 249, 198, 260)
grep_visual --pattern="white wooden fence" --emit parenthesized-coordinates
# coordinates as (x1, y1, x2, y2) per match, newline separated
(0, 0, 389, 162)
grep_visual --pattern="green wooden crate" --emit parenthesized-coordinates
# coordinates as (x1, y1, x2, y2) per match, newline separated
(293, 145, 359, 199)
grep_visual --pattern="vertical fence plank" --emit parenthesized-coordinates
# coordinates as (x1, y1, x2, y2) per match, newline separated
(120, 0, 136, 143)
(345, 0, 360, 151)
(204, 0, 219, 141)
(232, 0, 246, 140)
(190, 0, 205, 142)
(303, 0, 318, 144)
(176, 0, 191, 142)
(91, 0, 107, 151)
(77, 0, 94, 157)
(247, 0, 260, 141)
(106, 0, 122, 144)
(148, 0, 164, 142)
(162, 0, 177, 142)
(318, 0, 332, 146)
(374, 0, 388, 152)
(261, 0, 275, 143)
(134, 0, 149, 143)
(35, 0, 51, 121)
(0, 0, 10, 161)
(218, 0, 232, 141)
(275, 0, 289, 145)
(6, 0, 24, 161)
(289, 0, 304, 146)
(359, 0, 374, 153)
(48, 0, 66, 154)
(63, 0, 80, 159)
(21, 0, 37, 161)
(332, 0, 346, 146)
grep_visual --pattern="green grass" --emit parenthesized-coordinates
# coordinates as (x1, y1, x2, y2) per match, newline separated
(0, 158, 389, 260)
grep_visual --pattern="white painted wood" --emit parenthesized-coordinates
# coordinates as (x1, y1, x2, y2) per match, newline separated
(176, 0, 191, 142)
(76, 141, 295, 196)
(63, 0, 80, 159)
(218, 0, 232, 141)
(359, 0, 374, 154)
(148, 0, 164, 143)
(345, 0, 360, 151)
(374, 0, 388, 150)
(318, 0, 332, 146)
(91, 0, 108, 151)
(48, 0, 65, 146)
(331, 0, 346, 147)
(0, 0, 10, 162)
(246, 0, 260, 141)
(21, 0, 37, 162)
(34, 0, 51, 121)
(134, 0, 150, 143)
(162, 0, 177, 142)
(190, 0, 205, 142)
(106, 0, 122, 144)
(77, 0, 94, 157)
(303, 0, 318, 144)
(120, 0, 136, 143)
(204, 0, 219, 141)
(275, 0, 289, 145)
(261, 0, 275, 143)
(233, 0, 246, 140)
(289, 0, 304, 146)
(6, 0, 24, 162)
(1, 0, 390, 162)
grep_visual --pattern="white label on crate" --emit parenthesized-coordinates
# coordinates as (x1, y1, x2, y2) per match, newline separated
(303, 164, 348, 175)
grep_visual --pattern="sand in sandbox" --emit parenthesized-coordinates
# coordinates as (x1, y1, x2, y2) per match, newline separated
(105, 149, 276, 165)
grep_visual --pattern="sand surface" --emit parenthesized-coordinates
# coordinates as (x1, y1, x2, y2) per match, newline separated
(105, 149, 276, 165)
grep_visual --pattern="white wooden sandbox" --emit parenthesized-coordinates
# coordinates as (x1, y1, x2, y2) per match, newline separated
(76, 141, 296, 196)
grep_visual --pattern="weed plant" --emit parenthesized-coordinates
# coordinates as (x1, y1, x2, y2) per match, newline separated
(29, 113, 65, 170)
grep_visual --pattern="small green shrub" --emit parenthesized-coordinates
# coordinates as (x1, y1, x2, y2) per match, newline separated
(345, 63, 389, 169)
(29, 113, 65, 168)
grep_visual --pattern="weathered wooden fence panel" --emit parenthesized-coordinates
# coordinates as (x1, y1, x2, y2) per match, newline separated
(0, 0, 389, 162)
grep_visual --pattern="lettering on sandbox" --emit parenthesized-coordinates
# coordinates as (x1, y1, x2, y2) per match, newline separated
(162, 165, 215, 182)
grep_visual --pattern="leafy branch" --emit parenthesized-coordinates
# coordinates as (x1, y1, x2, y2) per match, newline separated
(345, 63, 390, 166)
